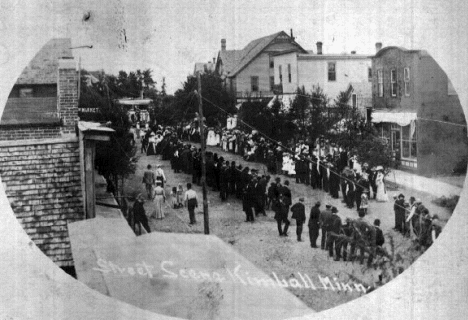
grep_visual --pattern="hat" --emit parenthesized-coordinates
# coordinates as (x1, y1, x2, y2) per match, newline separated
(376, 165, 384, 171)
(325, 204, 332, 208)
(398, 193, 405, 199)
(299, 197, 304, 202)
(157, 164, 162, 168)
(331, 207, 339, 213)
(156, 180, 162, 185)
(315, 201, 321, 206)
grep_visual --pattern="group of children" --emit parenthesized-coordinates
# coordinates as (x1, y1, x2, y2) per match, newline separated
(170, 184, 185, 209)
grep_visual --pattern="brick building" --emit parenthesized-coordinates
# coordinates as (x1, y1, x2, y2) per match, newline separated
(370, 44, 468, 174)
(0, 38, 83, 270)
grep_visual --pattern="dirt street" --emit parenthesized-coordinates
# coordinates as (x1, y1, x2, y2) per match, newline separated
(124, 141, 452, 311)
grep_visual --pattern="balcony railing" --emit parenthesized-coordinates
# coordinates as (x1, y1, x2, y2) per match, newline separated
(235, 91, 276, 99)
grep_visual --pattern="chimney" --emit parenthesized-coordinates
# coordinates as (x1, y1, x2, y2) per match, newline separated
(213, 57, 216, 64)
(351, 50, 356, 54)
(375, 42, 382, 53)
(290, 29, 294, 40)
(58, 57, 78, 136)
(316, 42, 323, 55)
(221, 39, 226, 51)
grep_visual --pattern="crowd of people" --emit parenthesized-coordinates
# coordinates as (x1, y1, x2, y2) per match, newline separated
(129, 123, 443, 265)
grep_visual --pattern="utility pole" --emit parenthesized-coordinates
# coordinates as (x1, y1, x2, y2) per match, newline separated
(196, 72, 209, 235)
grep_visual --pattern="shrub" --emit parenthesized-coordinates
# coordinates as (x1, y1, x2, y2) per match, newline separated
(431, 195, 459, 213)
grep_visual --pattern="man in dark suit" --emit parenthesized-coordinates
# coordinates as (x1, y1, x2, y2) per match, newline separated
(327, 207, 342, 261)
(280, 180, 292, 212)
(308, 201, 321, 248)
(291, 198, 306, 242)
(319, 204, 333, 250)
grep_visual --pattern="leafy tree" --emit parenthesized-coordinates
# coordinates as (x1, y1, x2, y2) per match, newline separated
(288, 86, 311, 139)
(173, 71, 235, 128)
(309, 85, 330, 143)
(78, 70, 138, 201)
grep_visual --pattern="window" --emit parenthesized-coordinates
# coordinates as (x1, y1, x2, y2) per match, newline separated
(328, 62, 336, 81)
(404, 67, 410, 96)
(288, 64, 292, 83)
(401, 122, 417, 160)
(270, 76, 275, 91)
(251, 76, 259, 92)
(279, 65, 282, 83)
(377, 69, 383, 97)
(368, 67, 372, 82)
(391, 69, 397, 97)
(379, 124, 391, 145)
(19, 88, 33, 98)
(269, 57, 274, 68)
(351, 93, 357, 108)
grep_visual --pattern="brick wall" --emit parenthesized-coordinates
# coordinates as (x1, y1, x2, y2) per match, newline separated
(0, 126, 61, 141)
(0, 138, 84, 267)
(58, 59, 78, 135)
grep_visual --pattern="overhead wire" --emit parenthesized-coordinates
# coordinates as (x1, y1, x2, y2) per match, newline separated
(199, 94, 419, 213)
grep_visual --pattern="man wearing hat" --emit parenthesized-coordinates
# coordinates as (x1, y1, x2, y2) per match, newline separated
(291, 198, 306, 242)
(327, 207, 342, 261)
(308, 201, 321, 248)
(319, 204, 333, 250)
(394, 193, 407, 233)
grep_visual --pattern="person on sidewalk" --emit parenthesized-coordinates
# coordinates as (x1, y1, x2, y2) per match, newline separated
(319, 204, 333, 250)
(142, 164, 156, 200)
(133, 194, 151, 233)
(184, 183, 198, 225)
(308, 201, 321, 248)
(291, 198, 306, 242)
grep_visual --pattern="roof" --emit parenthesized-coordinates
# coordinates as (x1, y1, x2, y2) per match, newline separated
(16, 38, 72, 85)
(218, 49, 243, 75)
(374, 46, 428, 58)
(296, 53, 372, 60)
(116, 98, 153, 106)
(0, 97, 60, 126)
(221, 31, 307, 77)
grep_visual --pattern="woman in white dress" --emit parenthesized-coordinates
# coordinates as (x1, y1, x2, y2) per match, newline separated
(153, 181, 166, 219)
(206, 129, 217, 146)
(375, 169, 389, 202)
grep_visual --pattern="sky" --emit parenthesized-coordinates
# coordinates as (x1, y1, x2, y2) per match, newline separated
(1, 0, 468, 97)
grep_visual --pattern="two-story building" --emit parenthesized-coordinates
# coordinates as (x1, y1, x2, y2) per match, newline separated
(370, 44, 467, 174)
(273, 41, 372, 111)
(215, 31, 307, 102)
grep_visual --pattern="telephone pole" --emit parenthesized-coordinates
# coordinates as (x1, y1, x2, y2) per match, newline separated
(196, 72, 209, 235)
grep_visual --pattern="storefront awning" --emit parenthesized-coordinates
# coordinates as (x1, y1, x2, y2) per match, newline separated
(371, 111, 417, 126)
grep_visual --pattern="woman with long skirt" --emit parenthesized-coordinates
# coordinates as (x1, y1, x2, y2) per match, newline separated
(152, 181, 166, 219)
(375, 168, 389, 202)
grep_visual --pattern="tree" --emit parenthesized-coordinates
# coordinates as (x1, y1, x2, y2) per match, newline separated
(172, 71, 235, 128)
(331, 86, 395, 172)
(288, 86, 311, 139)
(309, 85, 330, 144)
(78, 70, 138, 201)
